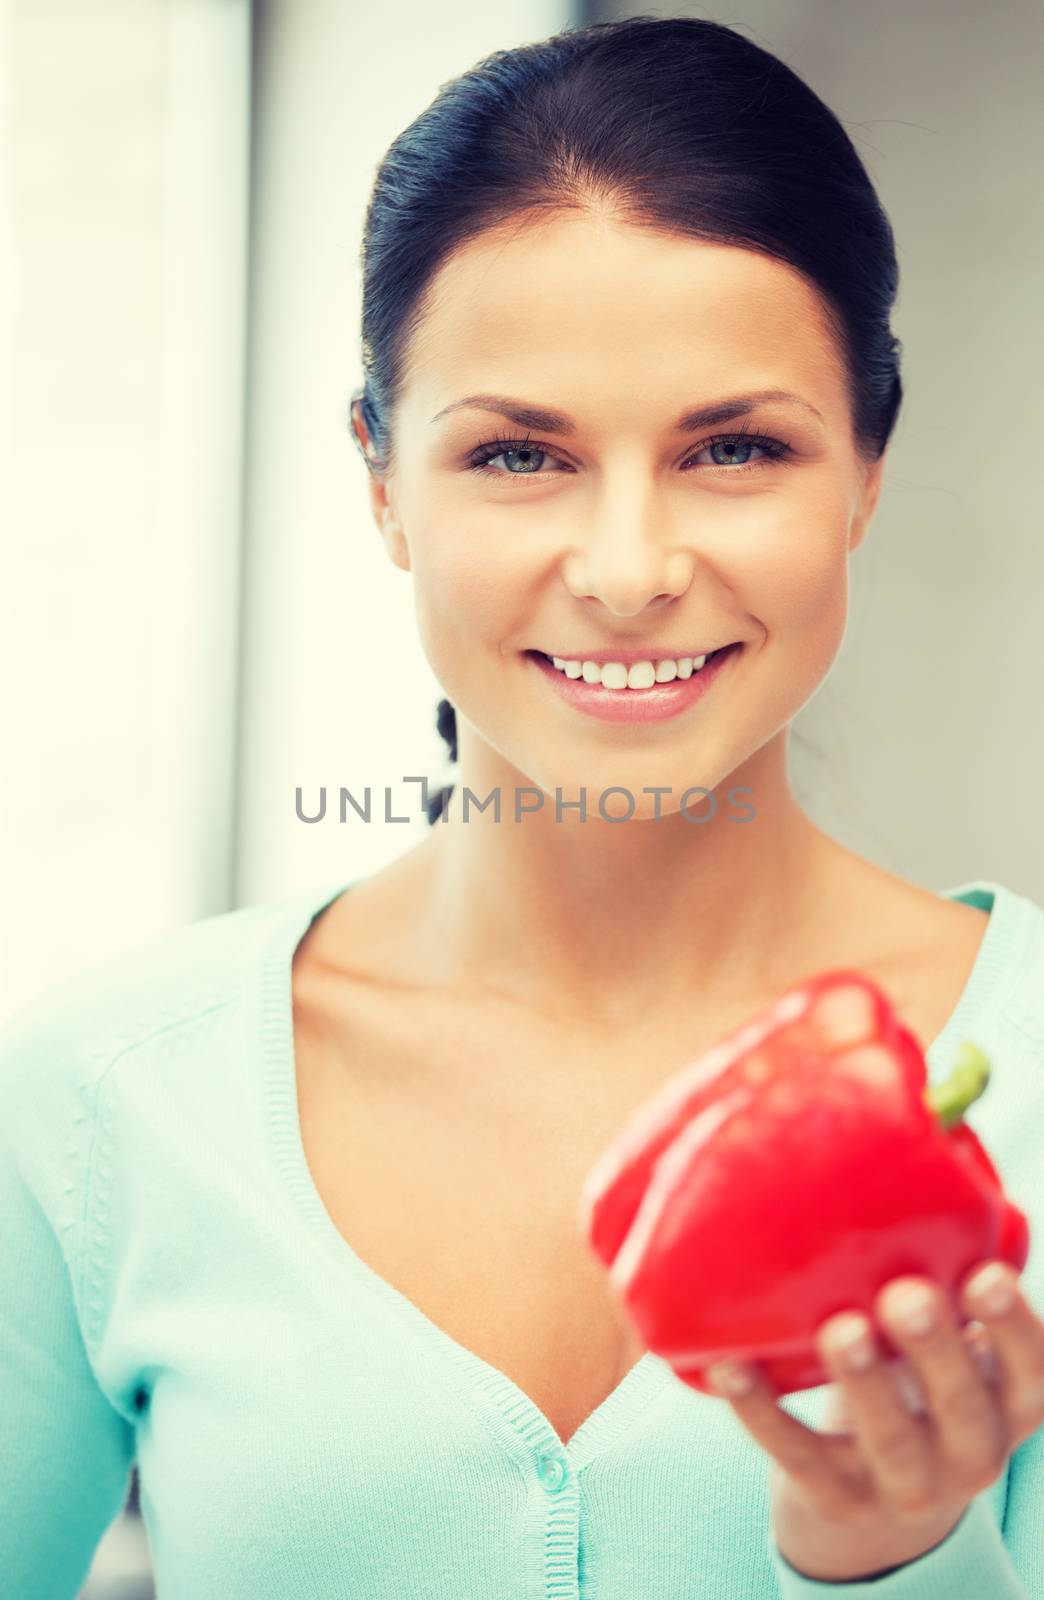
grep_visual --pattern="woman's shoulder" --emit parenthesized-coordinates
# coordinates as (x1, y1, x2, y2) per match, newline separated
(0, 885, 336, 1305)
(978, 877, 1044, 1047)
(0, 887, 314, 1114)
(850, 859, 1044, 1043)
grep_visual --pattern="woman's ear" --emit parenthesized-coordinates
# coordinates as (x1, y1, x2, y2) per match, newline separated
(349, 396, 380, 469)
(350, 398, 411, 572)
(379, 505, 411, 573)
(848, 450, 887, 555)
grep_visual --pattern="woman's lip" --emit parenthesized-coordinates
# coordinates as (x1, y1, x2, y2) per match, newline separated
(525, 641, 742, 724)
(529, 644, 738, 666)
(527, 645, 736, 666)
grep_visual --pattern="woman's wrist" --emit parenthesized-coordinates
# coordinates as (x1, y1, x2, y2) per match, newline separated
(774, 1488, 968, 1583)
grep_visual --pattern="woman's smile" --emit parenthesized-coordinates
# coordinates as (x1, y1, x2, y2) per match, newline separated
(523, 641, 744, 723)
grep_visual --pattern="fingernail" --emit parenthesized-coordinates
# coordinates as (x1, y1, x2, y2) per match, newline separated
(707, 1360, 757, 1397)
(887, 1286, 936, 1335)
(968, 1263, 1016, 1316)
(828, 1313, 876, 1371)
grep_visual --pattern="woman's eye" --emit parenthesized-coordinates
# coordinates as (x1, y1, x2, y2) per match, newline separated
(470, 444, 563, 477)
(467, 433, 792, 481)
(692, 438, 777, 470)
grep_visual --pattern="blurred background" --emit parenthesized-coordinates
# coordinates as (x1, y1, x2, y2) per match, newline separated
(0, 0, 1040, 1593)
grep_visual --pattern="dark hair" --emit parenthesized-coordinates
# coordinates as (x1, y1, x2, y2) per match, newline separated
(348, 15, 904, 825)
(428, 696, 458, 823)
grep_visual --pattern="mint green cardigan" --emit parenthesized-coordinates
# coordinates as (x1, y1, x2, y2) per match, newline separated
(1, 876, 1042, 1598)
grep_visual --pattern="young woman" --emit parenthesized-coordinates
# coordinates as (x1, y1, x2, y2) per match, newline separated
(3, 16, 1042, 1599)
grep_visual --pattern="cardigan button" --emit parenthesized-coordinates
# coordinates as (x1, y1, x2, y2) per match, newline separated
(537, 1453, 567, 1493)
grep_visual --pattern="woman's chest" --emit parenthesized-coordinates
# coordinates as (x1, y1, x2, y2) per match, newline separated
(293, 996, 653, 1446)
(290, 903, 987, 1447)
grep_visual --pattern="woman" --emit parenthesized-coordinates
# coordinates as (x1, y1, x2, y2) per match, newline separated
(2, 16, 1042, 1598)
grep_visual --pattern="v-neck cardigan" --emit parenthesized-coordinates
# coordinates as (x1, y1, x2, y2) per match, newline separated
(1, 874, 1043, 1598)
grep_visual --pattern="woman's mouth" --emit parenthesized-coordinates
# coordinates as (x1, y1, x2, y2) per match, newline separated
(523, 643, 743, 724)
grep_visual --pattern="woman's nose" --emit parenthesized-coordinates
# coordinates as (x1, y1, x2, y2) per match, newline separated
(562, 518, 695, 615)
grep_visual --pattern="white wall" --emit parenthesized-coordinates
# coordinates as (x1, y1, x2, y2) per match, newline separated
(0, 0, 251, 1012)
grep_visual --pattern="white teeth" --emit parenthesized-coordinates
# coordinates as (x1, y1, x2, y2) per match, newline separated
(548, 652, 711, 688)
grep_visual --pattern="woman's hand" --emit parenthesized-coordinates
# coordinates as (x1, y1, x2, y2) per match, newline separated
(704, 1260, 1044, 1583)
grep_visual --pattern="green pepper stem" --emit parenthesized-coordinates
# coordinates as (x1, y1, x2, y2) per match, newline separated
(924, 1040, 991, 1129)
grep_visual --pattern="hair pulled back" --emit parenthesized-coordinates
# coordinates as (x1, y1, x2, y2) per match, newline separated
(348, 15, 904, 825)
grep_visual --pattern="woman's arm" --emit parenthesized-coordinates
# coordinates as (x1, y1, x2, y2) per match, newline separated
(0, 1010, 137, 1597)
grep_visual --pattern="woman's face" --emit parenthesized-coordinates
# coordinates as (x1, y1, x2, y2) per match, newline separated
(359, 209, 885, 818)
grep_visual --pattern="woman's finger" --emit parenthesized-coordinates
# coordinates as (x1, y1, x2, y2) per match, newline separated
(815, 1309, 936, 1516)
(876, 1277, 1007, 1494)
(958, 1263, 1044, 1446)
(704, 1360, 844, 1505)
(961, 1318, 1000, 1388)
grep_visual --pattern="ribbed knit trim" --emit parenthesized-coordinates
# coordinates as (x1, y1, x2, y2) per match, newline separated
(928, 880, 1029, 1077)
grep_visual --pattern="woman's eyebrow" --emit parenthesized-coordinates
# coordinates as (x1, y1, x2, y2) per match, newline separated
(429, 389, 824, 434)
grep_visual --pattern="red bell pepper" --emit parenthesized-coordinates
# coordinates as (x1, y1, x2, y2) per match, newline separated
(578, 969, 1030, 1399)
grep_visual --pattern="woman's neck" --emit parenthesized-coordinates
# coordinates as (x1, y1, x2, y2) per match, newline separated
(408, 761, 847, 1027)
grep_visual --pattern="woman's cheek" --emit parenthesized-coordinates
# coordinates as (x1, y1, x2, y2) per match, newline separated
(740, 499, 851, 644)
(406, 528, 519, 682)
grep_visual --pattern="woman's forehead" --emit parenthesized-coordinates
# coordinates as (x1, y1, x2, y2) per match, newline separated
(402, 215, 845, 425)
